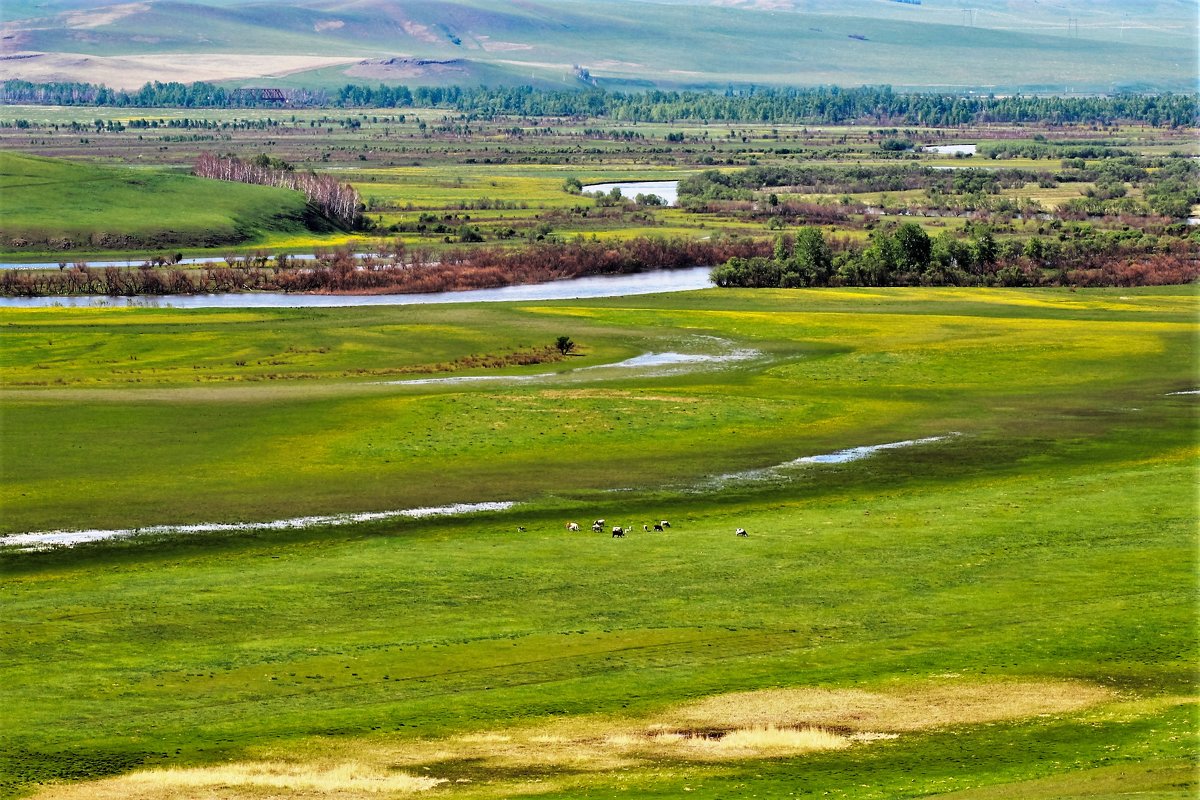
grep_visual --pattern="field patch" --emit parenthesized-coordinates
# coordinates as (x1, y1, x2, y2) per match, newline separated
(30, 679, 1113, 799)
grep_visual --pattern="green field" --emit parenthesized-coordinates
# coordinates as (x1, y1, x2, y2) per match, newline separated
(1, 286, 1196, 799)
(0, 152, 331, 252)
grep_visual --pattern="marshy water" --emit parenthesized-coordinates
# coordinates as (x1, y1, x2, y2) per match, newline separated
(0, 265, 715, 308)
(5, 433, 958, 551)
(0, 501, 517, 552)
(576, 346, 762, 379)
(375, 341, 762, 387)
(704, 435, 958, 489)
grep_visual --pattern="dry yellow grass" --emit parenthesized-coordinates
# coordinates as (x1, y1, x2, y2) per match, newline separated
(33, 679, 1112, 799)
(674, 679, 1113, 733)
(37, 761, 446, 799)
(0, 53, 360, 90)
(648, 724, 851, 759)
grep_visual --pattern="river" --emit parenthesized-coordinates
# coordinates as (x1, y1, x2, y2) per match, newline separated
(0, 253, 322, 271)
(0, 265, 716, 308)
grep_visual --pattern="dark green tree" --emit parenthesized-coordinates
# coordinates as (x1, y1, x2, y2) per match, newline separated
(894, 222, 932, 272)
(792, 227, 834, 285)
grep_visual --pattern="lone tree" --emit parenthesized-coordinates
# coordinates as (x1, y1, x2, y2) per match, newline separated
(555, 336, 576, 355)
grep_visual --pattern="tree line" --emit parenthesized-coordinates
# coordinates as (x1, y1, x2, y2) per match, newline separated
(0, 236, 769, 297)
(3, 80, 1195, 126)
(711, 225, 1199, 289)
(680, 158, 1200, 221)
(194, 153, 362, 227)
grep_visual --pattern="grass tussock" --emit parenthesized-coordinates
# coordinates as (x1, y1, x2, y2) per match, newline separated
(649, 724, 851, 758)
(675, 680, 1113, 733)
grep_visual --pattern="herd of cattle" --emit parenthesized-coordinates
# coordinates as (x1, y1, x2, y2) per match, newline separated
(515, 520, 749, 537)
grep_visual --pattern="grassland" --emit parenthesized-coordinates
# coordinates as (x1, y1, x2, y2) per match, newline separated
(2, 0, 1195, 91)
(0, 152, 332, 252)
(1, 285, 1196, 798)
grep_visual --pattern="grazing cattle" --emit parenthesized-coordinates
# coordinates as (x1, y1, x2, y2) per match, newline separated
(592, 522, 603, 532)
(735, 527, 748, 537)
(517, 526, 527, 533)
(643, 524, 650, 532)
(566, 522, 580, 532)
(612, 526, 626, 537)
(653, 524, 664, 532)
(594, 519, 605, 527)
(660, 520, 671, 528)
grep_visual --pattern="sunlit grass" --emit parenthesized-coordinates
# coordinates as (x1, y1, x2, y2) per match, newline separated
(1, 286, 1195, 799)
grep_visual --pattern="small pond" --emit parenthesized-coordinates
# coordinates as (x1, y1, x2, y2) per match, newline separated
(583, 180, 679, 206)
(923, 144, 977, 156)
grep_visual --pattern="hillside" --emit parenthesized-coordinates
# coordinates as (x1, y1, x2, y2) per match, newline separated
(0, 0, 1195, 92)
(0, 152, 332, 253)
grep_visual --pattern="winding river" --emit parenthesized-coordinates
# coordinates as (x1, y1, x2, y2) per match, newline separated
(0, 265, 715, 308)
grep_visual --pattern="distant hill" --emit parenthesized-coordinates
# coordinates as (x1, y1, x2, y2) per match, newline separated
(0, 152, 332, 253)
(1, 0, 1195, 92)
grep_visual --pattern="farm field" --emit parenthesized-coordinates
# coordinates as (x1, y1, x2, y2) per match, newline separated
(1, 285, 1196, 799)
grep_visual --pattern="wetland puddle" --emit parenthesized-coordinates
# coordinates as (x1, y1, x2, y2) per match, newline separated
(376, 341, 761, 386)
(704, 434, 957, 488)
(791, 435, 954, 464)
(0, 501, 516, 552)
(592, 349, 757, 369)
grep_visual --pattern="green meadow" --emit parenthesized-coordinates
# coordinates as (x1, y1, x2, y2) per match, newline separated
(0, 152, 327, 252)
(1, 286, 1196, 799)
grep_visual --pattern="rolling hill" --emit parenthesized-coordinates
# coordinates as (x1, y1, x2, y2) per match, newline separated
(0, 152, 335, 253)
(1, 0, 1196, 92)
